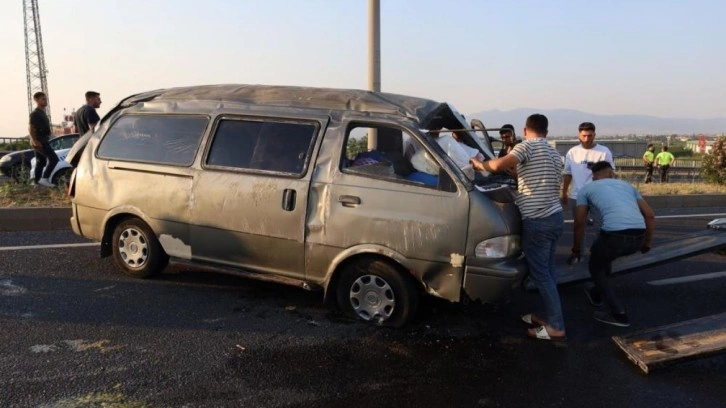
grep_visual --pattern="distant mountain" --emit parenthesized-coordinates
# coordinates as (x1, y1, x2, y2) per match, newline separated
(467, 108, 726, 137)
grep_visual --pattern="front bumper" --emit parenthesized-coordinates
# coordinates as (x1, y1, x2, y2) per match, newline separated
(462, 255, 528, 303)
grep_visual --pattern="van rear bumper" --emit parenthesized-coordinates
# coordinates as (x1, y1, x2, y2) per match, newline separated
(462, 256, 528, 303)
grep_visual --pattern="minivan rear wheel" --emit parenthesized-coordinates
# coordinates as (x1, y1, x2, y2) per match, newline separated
(336, 258, 419, 327)
(111, 218, 168, 278)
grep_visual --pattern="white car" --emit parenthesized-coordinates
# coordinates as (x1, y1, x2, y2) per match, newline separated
(29, 147, 73, 186)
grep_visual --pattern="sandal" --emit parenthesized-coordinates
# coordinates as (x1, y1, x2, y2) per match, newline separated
(521, 313, 546, 326)
(527, 326, 567, 342)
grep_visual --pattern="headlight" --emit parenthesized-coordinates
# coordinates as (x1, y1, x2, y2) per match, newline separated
(0, 155, 11, 164)
(475, 235, 521, 258)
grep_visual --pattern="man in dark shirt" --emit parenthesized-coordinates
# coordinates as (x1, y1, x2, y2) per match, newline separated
(28, 92, 59, 187)
(74, 91, 102, 135)
(497, 123, 519, 158)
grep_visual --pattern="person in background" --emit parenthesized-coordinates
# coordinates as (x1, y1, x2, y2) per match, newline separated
(571, 161, 655, 327)
(74, 91, 102, 134)
(655, 145, 676, 182)
(471, 114, 566, 341)
(642, 143, 655, 183)
(561, 122, 615, 254)
(28, 92, 58, 187)
(497, 124, 519, 158)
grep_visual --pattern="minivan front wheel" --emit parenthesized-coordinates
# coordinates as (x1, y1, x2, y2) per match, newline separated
(111, 218, 168, 278)
(336, 258, 419, 327)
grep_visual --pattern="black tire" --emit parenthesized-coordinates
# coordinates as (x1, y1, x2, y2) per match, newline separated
(9, 165, 22, 182)
(52, 168, 71, 188)
(336, 257, 419, 328)
(111, 218, 168, 278)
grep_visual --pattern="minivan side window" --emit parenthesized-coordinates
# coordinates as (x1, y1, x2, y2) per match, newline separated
(97, 115, 207, 166)
(342, 124, 455, 192)
(205, 118, 317, 176)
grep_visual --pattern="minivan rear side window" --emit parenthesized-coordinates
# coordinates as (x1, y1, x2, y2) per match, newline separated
(205, 118, 317, 176)
(97, 115, 208, 166)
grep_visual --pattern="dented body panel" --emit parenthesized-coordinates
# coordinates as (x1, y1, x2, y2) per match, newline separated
(69, 84, 527, 308)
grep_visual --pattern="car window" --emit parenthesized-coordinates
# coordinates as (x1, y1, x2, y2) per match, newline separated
(97, 115, 208, 166)
(342, 123, 455, 192)
(206, 118, 317, 176)
(50, 135, 79, 150)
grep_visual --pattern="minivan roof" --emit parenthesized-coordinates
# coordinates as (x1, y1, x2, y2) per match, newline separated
(118, 84, 446, 125)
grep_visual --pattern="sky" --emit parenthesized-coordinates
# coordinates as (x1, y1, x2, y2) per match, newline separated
(1, 0, 724, 137)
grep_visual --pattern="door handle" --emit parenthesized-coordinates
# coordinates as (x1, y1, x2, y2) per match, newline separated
(338, 195, 361, 207)
(282, 189, 297, 211)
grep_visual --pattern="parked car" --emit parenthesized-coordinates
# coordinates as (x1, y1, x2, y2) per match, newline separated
(0, 133, 79, 181)
(66, 85, 525, 327)
(29, 146, 74, 186)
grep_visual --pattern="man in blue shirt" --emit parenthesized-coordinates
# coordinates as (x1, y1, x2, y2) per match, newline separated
(571, 161, 655, 327)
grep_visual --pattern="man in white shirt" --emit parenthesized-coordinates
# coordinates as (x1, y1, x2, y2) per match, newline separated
(561, 122, 616, 254)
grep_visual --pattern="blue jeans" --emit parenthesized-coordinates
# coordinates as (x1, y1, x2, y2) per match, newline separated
(523, 211, 565, 331)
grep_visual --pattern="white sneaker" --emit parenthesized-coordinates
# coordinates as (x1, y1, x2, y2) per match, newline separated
(38, 178, 54, 187)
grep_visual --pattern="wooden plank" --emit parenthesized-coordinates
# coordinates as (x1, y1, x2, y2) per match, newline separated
(612, 313, 726, 374)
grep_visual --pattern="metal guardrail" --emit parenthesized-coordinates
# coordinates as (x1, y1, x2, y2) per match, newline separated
(614, 157, 701, 168)
(0, 137, 29, 152)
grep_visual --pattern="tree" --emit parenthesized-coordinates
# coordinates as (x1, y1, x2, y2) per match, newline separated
(700, 136, 726, 184)
(346, 134, 369, 159)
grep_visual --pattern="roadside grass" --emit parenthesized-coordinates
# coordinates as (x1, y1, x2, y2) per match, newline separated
(0, 176, 70, 208)
(633, 182, 726, 195)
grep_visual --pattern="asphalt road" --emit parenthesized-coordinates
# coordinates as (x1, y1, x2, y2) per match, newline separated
(1, 208, 725, 407)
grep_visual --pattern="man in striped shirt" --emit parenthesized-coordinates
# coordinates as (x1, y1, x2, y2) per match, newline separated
(471, 114, 566, 341)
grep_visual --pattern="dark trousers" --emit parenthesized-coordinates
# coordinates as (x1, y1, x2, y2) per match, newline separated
(659, 165, 670, 182)
(644, 164, 654, 183)
(589, 229, 645, 314)
(33, 141, 59, 182)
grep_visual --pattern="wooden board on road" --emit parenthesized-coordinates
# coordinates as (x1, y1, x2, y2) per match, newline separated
(612, 312, 726, 374)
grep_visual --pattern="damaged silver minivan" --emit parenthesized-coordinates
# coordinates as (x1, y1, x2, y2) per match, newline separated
(66, 85, 526, 327)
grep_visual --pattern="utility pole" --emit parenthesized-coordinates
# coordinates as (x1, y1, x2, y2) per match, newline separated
(367, 0, 380, 150)
(23, 0, 51, 122)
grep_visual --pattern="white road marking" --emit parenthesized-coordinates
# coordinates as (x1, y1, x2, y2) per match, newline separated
(564, 213, 726, 224)
(0, 279, 27, 296)
(648, 271, 726, 286)
(30, 344, 58, 353)
(0, 242, 99, 251)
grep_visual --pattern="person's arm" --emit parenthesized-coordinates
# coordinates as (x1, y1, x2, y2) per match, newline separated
(470, 152, 520, 173)
(561, 174, 572, 206)
(570, 204, 589, 262)
(28, 112, 42, 149)
(637, 198, 655, 252)
(86, 109, 100, 132)
(561, 154, 572, 205)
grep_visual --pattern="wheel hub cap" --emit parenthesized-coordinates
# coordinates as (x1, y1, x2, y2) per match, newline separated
(118, 227, 148, 268)
(349, 275, 395, 323)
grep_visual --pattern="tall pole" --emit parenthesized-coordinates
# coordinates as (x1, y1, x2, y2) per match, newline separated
(367, 0, 380, 150)
(23, 0, 51, 123)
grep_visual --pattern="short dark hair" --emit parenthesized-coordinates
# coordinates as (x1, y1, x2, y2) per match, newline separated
(525, 114, 548, 135)
(33, 91, 46, 100)
(588, 161, 612, 173)
(578, 122, 596, 132)
(85, 91, 100, 99)
(647, 143, 654, 148)
(499, 124, 514, 133)
(663, 145, 669, 151)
